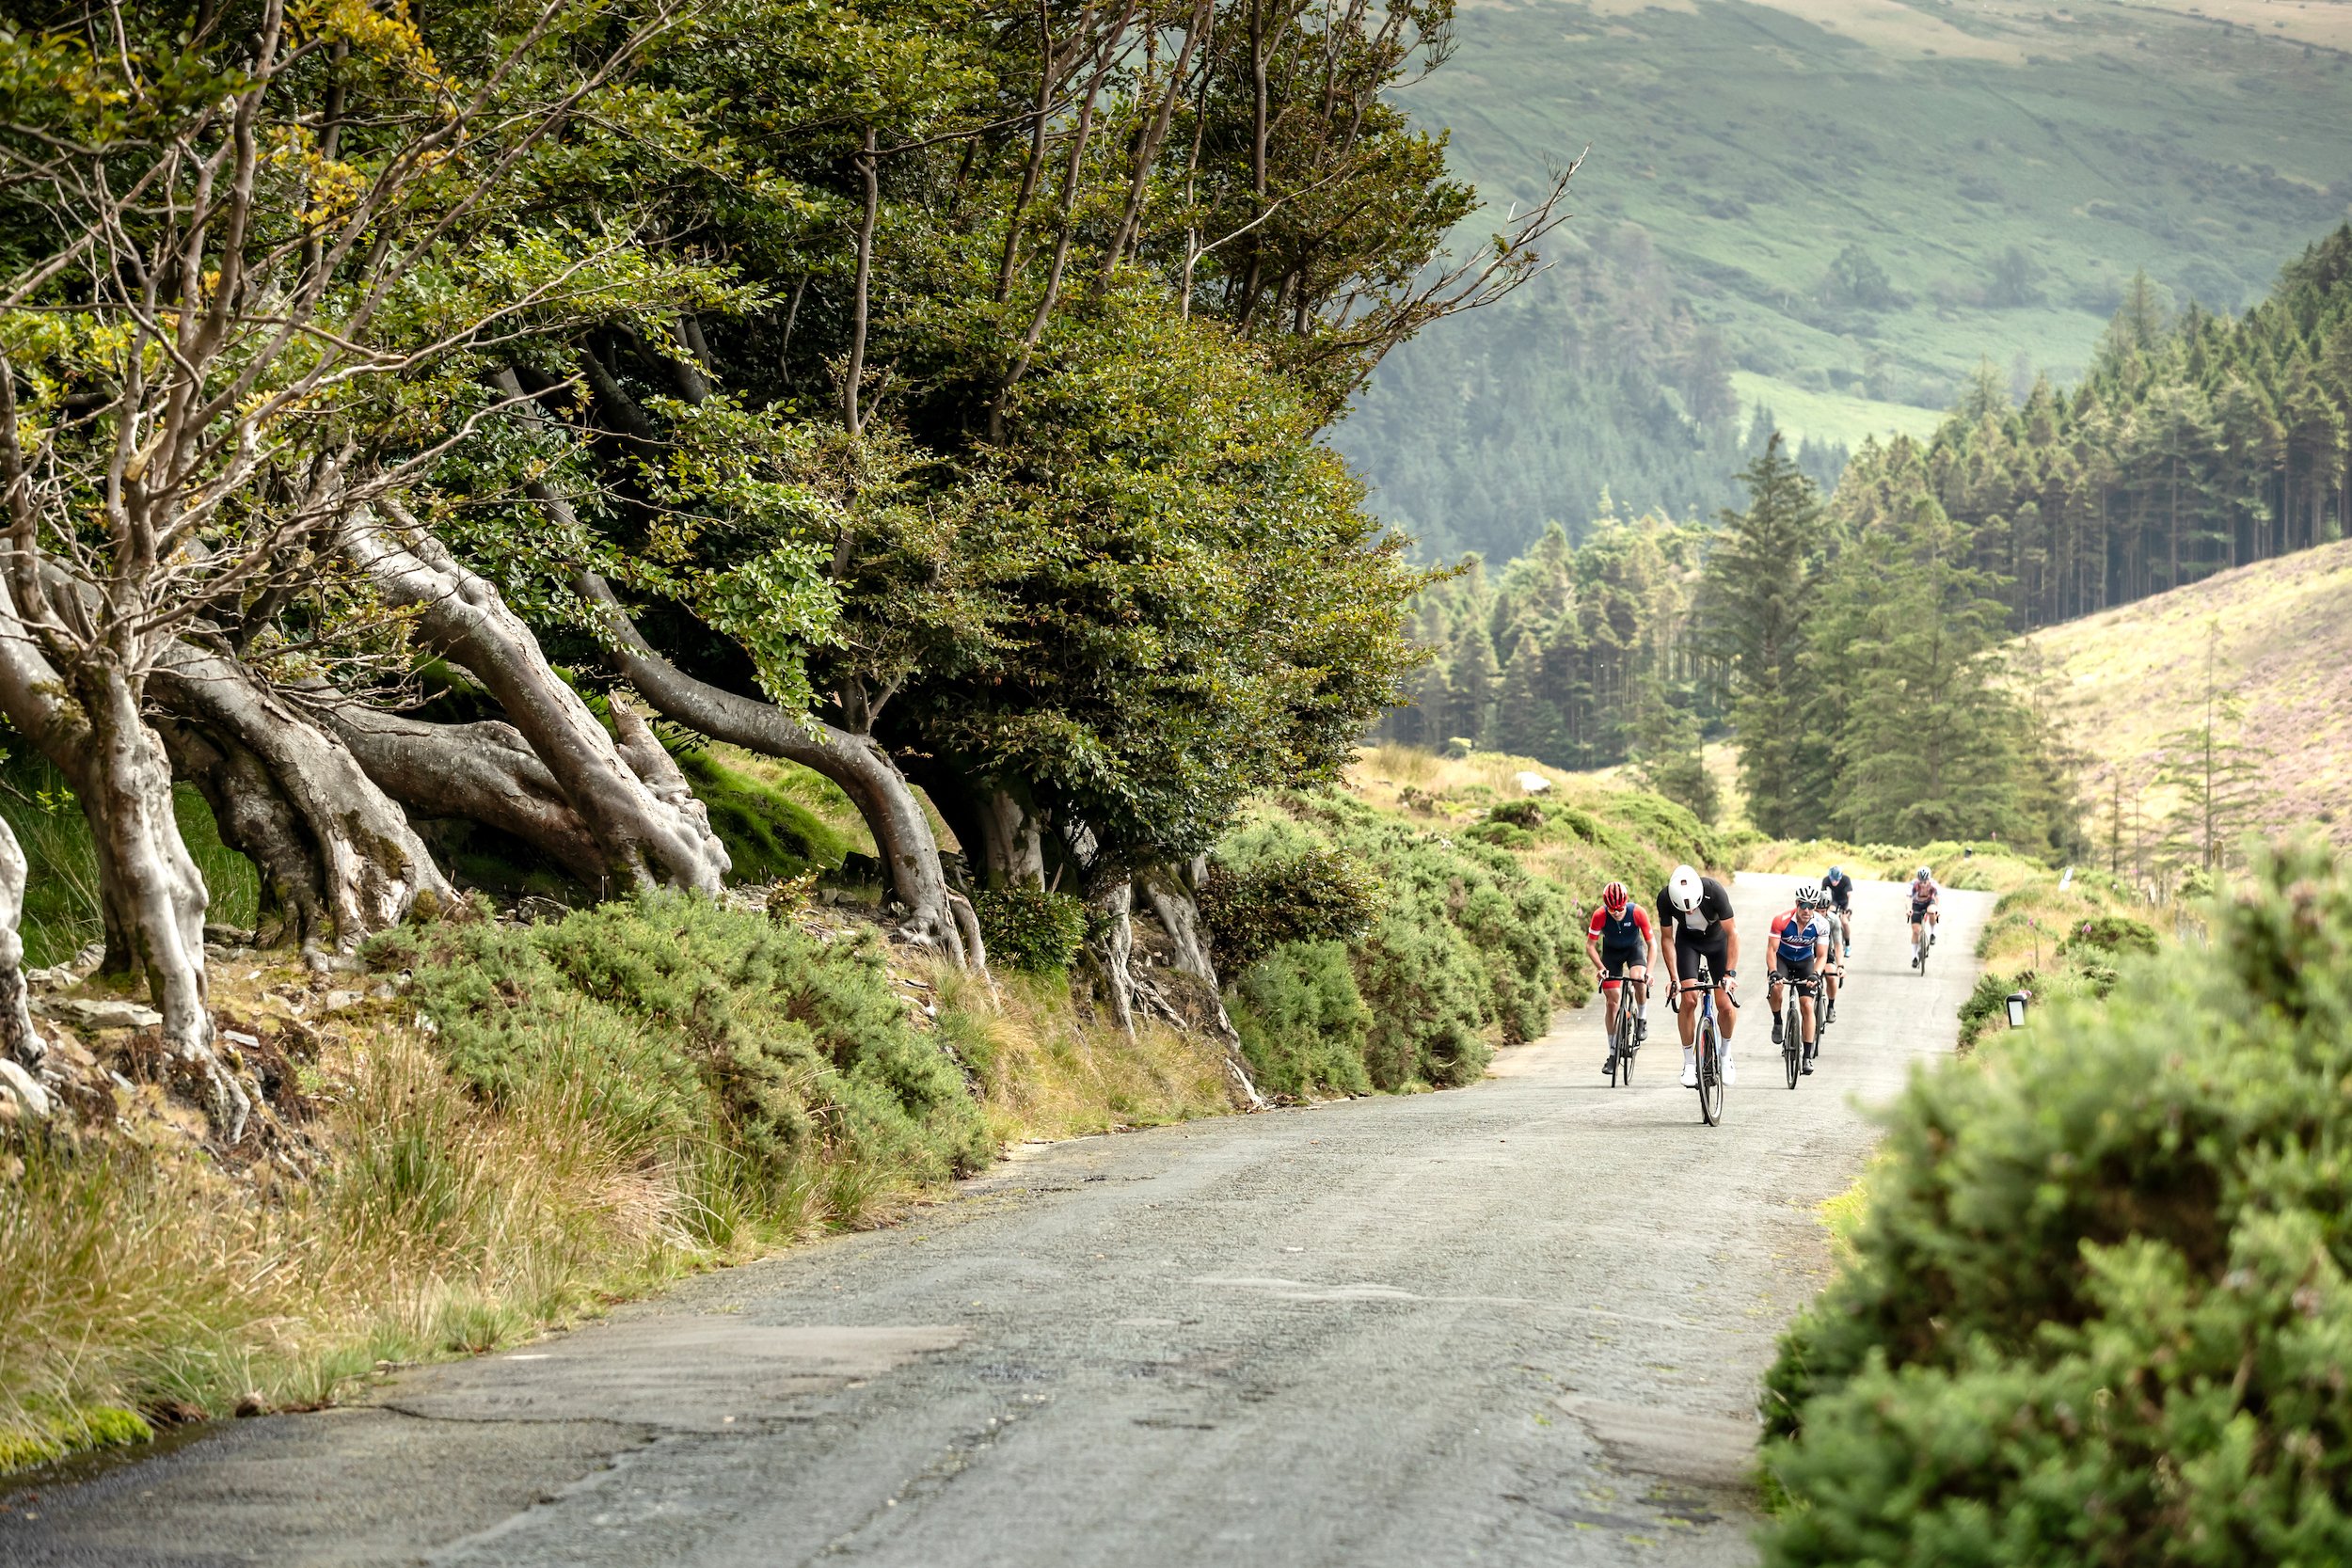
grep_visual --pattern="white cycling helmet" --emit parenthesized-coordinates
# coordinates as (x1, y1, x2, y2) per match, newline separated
(1668, 864, 1704, 911)
(1796, 883, 1821, 908)
(1916, 865, 1932, 880)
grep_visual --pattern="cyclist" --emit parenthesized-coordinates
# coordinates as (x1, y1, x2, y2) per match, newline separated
(1657, 863, 1740, 1088)
(1815, 883, 1845, 1025)
(1820, 863, 1854, 949)
(1585, 882, 1656, 1074)
(1908, 865, 1940, 967)
(1769, 885, 1829, 1073)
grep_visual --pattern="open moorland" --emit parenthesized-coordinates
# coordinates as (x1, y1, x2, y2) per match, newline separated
(2024, 536, 2352, 850)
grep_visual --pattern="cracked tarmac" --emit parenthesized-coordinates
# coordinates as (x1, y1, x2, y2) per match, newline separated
(0, 872, 1986, 1567)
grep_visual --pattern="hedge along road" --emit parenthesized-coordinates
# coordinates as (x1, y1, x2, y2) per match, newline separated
(3, 872, 1989, 1568)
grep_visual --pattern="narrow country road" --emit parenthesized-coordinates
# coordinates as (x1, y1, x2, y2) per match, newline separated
(3, 873, 1989, 1568)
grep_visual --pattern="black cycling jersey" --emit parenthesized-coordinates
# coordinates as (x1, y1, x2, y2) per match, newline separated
(1656, 875, 1735, 942)
(1660, 876, 1736, 985)
(1822, 871, 1852, 911)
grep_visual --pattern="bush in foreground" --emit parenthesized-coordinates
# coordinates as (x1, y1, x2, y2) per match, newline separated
(1759, 847, 2352, 1566)
(1229, 940, 1374, 1098)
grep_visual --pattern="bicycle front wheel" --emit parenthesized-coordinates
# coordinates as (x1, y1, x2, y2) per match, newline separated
(1698, 1019, 1724, 1125)
(1784, 1001, 1802, 1090)
(1616, 1013, 1635, 1085)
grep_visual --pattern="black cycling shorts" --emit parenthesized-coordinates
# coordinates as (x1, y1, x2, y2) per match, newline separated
(1910, 897, 1935, 921)
(1772, 957, 1819, 988)
(1674, 928, 1731, 988)
(1826, 884, 1851, 911)
(1597, 944, 1646, 984)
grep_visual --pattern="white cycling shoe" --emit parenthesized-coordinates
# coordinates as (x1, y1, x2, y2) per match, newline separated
(1723, 1053, 1738, 1086)
(1679, 1054, 1698, 1088)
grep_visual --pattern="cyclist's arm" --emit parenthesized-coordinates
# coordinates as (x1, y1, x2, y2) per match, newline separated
(1721, 915, 1740, 989)
(1637, 908, 1657, 970)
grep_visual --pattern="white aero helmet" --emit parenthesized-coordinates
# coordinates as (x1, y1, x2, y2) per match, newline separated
(1668, 864, 1704, 911)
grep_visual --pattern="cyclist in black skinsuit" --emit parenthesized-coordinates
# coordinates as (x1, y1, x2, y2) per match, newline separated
(1658, 863, 1740, 1088)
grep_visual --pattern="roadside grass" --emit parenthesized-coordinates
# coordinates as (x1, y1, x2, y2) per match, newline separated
(930, 964, 1234, 1142)
(0, 895, 1242, 1477)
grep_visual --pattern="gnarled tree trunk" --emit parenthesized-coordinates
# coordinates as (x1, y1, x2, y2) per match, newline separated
(979, 788, 1047, 887)
(152, 644, 454, 955)
(1089, 876, 1137, 1036)
(0, 586, 248, 1138)
(574, 572, 974, 966)
(344, 507, 730, 895)
(82, 661, 249, 1139)
(0, 816, 38, 1069)
(325, 704, 609, 885)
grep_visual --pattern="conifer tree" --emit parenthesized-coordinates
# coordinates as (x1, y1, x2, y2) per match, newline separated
(1810, 493, 2036, 844)
(1704, 436, 1825, 836)
(1447, 626, 1502, 749)
(2155, 625, 2269, 872)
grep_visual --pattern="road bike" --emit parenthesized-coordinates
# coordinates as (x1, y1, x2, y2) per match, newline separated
(1606, 984, 1640, 1086)
(1685, 956, 1735, 1125)
(1778, 974, 1806, 1090)
(1911, 915, 1931, 975)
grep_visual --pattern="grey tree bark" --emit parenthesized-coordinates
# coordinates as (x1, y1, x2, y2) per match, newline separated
(1089, 877, 1137, 1036)
(325, 705, 609, 886)
(343, 506, 731, 895)
(573, 572, 975, 966)
(979, 789, 1047, 887)
(0, 584, 248, 1138)
(0, 816, 40, 1073)
(151, 643, 454, 954)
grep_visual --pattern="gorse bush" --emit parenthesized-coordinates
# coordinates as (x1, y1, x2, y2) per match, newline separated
(1760, 847, 2352, 1566)
(1209, 792, 1587, 1091)
(2057, 911, 2159, 959)
(366, 893, 990, 1186)
(1228, 940, 1374, 1098)
(974, 885, 1089, 973)
(1200, 818, 1384, 973)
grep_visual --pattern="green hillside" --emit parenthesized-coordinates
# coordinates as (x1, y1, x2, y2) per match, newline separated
(1337, 0, 2352, 561)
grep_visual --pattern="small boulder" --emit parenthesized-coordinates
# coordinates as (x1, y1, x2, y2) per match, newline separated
(1515, 770, 1553, 796)
(33, 996, 164, 1033)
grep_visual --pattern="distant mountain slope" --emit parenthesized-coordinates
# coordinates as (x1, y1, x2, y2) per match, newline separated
(2025, 537, 2352, 851)
(1335, 0, 2352, 562)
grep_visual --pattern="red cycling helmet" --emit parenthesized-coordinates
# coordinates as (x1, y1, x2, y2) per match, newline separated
(1601, 881, 1629, 913)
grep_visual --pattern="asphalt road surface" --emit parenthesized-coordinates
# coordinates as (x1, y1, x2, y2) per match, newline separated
(2, 872, 1988, 1568)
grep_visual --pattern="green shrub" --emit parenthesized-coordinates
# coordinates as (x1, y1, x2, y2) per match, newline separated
(364, 893, 990, 1186)
(1486, 800, 1546, 829)
(2057, 911, 2159, 959)
(1200, 822, 1383, 973)
(1228, 941, 1374, 1099)
(1759, 847, 2352, 1566)
(973, 884, 1089, 973)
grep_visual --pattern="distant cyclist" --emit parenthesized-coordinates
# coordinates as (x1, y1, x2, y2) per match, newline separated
(1816, 884, 1845, 1023)
(1820, 864, 1854, 948)
(1585, 882, 1655, 1074)
(1908, 865, 1940, 968)
(1769, 886, 1829, 1073)
(1658, 864, 1740, 1088)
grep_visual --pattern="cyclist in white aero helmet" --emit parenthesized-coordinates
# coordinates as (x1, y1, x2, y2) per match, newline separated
(1657, 863, 1740, 1087)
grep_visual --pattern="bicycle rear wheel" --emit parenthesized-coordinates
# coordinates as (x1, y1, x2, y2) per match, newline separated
(1697, 1017, 1724, 1125)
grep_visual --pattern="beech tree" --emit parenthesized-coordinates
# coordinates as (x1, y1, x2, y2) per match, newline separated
(0, 0, 737, 1132)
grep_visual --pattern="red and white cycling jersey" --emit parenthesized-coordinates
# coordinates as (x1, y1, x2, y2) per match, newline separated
(1587, 903, 1654, 951)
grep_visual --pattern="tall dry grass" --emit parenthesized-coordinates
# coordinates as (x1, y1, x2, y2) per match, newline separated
(0, 1029, 837, 1472)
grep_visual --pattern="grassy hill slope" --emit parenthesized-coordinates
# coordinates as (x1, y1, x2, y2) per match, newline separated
(2025, 537, 2352, 851)
(1336, 0, 2352, 561)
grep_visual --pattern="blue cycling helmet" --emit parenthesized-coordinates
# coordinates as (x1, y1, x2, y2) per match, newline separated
(1828, 865, 1843, 879)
